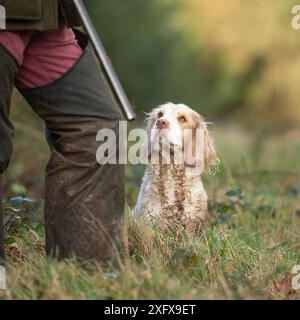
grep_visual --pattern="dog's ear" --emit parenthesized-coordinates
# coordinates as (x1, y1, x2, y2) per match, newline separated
(183, 112, 203, 169)
(184, 112, 219, 174)
(141, 108, 159, 162)
(202, 122, 220, 174)
(145, 108, 159, 131)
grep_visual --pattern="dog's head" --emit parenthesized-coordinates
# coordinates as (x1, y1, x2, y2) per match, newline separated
(144, 102, 219, 173)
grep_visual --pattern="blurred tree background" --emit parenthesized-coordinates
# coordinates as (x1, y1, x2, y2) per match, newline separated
(85, 0, 300, 129)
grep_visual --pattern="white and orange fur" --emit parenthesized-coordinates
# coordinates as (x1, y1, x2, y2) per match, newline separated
(134, 103, 219, 232)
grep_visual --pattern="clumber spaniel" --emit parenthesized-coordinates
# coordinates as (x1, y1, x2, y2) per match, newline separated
(134, 103, 219, 232)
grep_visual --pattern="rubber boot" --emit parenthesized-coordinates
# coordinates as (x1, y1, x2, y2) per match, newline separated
(0, 46, 19, 263)
(19, 34, 125, 267)
(0, 178, 5, 264)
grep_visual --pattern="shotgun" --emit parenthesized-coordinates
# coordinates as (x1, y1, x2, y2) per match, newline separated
(72, 0, 136, 121)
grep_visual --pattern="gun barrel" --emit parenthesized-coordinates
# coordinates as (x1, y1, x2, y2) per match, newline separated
(73, 0, 136, 121)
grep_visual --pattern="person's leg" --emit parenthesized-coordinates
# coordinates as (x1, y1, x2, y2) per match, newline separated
(18, 27, 125, 266)
(0, 31, 32, 262)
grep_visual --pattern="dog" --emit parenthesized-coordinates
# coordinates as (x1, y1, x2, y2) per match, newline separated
(134, 102, 219, 232)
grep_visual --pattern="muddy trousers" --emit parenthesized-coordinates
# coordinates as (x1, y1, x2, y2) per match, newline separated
(0, 39, 125, 266)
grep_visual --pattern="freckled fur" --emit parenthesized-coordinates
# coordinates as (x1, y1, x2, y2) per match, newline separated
(135, 103, 219, 233)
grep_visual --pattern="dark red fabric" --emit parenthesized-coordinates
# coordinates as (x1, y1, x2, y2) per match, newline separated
(0, 26, 82, 88)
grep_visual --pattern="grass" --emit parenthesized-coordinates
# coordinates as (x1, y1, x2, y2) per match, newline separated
(1, 125, 300, 300)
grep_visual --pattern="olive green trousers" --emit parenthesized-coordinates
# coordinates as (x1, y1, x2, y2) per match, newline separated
(0, 35, 125, 267)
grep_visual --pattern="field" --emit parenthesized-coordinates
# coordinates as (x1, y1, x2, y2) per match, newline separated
(1, 121, 300, 300)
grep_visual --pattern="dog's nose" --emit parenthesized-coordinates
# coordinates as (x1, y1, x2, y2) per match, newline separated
(156, 118, 170, 129)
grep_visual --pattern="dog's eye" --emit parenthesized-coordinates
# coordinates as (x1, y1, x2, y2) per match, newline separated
(178, 116, 187, 123)
(157, 112, 164, 118)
